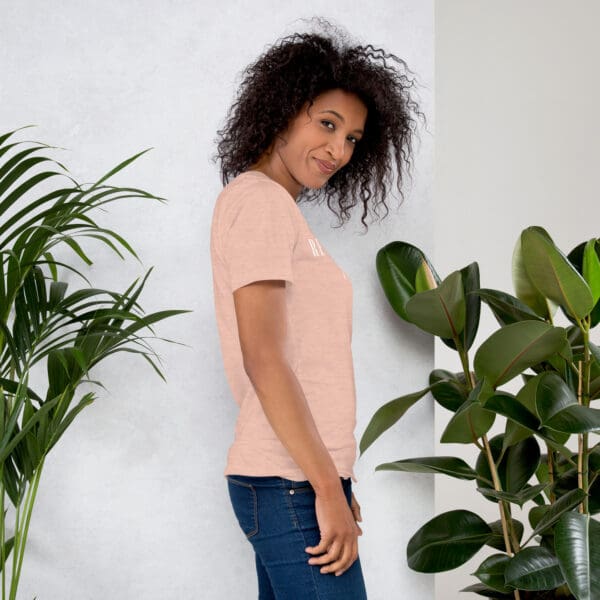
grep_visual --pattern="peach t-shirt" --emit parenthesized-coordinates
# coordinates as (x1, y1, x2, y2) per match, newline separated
(210, 170, 357, 482)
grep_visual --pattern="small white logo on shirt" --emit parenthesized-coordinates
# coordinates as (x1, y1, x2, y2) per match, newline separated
(307, 238, 325, 257)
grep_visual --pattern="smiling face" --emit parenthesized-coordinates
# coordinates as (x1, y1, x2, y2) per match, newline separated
(249, 88, 368, 199)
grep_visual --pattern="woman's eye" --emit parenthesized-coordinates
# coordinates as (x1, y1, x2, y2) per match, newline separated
(321, 120, 335, 130)
(347, 136, 358, 145)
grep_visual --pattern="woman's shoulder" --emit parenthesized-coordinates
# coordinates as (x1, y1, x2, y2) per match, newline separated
(218, 170, 297, 213)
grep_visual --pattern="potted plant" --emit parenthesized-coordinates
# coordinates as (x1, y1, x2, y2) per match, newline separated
(0, 126, 189, 599)
(360, 227, 600, 599)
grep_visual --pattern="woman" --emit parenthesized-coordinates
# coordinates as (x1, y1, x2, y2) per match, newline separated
(210, 20, 424, 599)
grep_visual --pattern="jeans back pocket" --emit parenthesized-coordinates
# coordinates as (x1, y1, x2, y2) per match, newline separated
(226, 477, 259, 539)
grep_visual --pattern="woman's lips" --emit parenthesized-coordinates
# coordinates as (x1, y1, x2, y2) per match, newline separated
(315, 158, 335, 174)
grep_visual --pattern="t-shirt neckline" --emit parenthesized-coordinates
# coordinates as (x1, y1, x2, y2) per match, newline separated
(240, 170, 298, 205)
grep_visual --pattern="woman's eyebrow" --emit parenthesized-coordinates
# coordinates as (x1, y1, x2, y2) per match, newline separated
(318, 109, 364, 134)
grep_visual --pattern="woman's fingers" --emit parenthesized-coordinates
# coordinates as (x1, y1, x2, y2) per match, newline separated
(308, 534, 359, 575)
(307, 540, 342, 567)
(308, 542, 344, 573)
(325, 538, 357, 576)
(335, 539, 358, 576)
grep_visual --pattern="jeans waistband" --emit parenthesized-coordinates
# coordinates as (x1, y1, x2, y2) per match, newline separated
(226, 474, 351, 490)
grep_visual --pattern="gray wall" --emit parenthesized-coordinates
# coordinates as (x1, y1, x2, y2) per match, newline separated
(1, 1, 434, 598)
(435, 2, 600, 598)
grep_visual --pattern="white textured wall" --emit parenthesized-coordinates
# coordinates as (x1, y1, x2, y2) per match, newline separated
(435, 2, 600, 598)
(1, 2, 434, 598)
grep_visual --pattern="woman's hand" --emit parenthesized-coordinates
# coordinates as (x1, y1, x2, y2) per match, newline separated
(305, 487, 362, 577)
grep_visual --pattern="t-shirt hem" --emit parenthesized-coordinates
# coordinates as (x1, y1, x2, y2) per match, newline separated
(223, 466, 357, 484)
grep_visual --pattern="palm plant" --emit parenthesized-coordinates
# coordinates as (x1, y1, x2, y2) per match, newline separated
(361, 227, 600, 599)
(0, 126, 189, 598)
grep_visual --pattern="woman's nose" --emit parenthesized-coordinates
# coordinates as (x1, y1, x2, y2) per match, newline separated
(326, 135, 346, 161)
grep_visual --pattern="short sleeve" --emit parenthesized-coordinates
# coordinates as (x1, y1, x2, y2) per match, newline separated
(222, 182, 298, 292)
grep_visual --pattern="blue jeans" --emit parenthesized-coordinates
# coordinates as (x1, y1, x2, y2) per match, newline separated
(226, 474, 368, 599)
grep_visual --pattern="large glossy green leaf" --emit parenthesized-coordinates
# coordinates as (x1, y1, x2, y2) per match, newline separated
(428, 369, 468, 412)
(474, 321, 567, 388)
(536, 372, 600, 434)
(568, 239, 600, 327)
(545, 336, 576, 383)
(545, 405, 600, 434)
(440, 379, 495, 444)
(406, 509, 492, 572)
(414, 256, 437, 293)
(405, 270, 466, 338)
(582, 239, 600, 306)
(503, 436, 541, 494)
(521, 226, 594, 320)
(376, 456, 477, 480)
(504, 546, 565, 590)
(475, 435, 540, 503)
(550, 466, 600, 516)
(359, 386, 436, 456)
(536, 372, 578, 421)
(375, 241, 441, 322)
(477, 483, 548, 508)
(485, 393, 541, 432)
(503, 419, 533, 453)
(486, 519, 524, 553)
(517, 374, 570, 448)
(440, 262, 481, 351)
(513, 229, 556, 319)
(475, 288, 544, 326)
(472, 553, 513, 593)
(460, 583, 513, 599)
(590, 342, 600, 371)
(523, 488, 588, 544)
(555, 512, 600, 600)
(518, 370, 545, 414)
(462, 262, 482, 352)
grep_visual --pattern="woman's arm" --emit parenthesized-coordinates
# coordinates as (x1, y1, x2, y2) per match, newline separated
(233, 279, 361, 576)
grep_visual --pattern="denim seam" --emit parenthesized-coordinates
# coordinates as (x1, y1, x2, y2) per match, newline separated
(287, 492, 323, 600)
(283, 482, 299, 530)
(228, 477, 259, 538)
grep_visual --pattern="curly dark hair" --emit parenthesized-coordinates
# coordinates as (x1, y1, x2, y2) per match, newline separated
(212, 18, 427, 232)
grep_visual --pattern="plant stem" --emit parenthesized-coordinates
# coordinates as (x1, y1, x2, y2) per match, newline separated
(455, 340, 520, 600)
(481, 434, 521, 600)
(0, 383, 6, 600)
(481, 434, 513, 554)
(580, 320, 591, 514)
(1, 467, 5, 600)
(9, 482, 22, 600)
(505, 501, 521, 553)
(9, 459, 44, 600)
(546, 445, 556, 504)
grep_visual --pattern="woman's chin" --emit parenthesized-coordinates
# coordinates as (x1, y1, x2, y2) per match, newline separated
(302, 175, 330, 189)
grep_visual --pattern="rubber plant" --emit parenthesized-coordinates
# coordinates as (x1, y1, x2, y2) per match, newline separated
(360, 228, 600, 599)
(0, 126, 189, 598)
